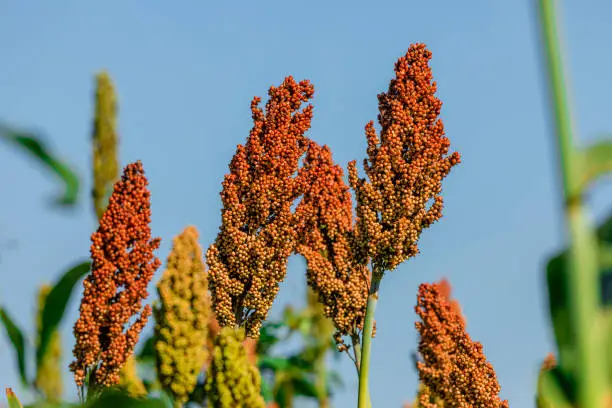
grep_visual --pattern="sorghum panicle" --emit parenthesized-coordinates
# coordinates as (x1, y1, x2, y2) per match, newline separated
(207, 76, 314, 337)
(348, 43, 461, 274)
(205, 327, 265, 408)
(70, 161, 161, 389)
(154, 226, 210, 406)
(35, 284, 63, 402)
(295, 141, 370, 336)
(415, 282, 508, 408)
(92, 71, 119, 220)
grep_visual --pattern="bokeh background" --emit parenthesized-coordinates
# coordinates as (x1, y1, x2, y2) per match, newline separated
(1, 1, 611, 407)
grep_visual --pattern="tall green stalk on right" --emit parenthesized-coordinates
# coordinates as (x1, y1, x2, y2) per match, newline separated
(536, 0, 612, 406)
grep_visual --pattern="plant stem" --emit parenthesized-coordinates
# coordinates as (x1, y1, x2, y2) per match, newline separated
(358, 276, 381, 408)
(351, 333, 362, 373)
(537, 0, 605, 406)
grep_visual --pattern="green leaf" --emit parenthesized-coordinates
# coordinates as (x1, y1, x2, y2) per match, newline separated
(24, 402, 78, 408)
(0, 122, 80, 207)
(260, 377, 274, 403)
(545, 210, 612, 392)
(291, 376, 319, 398)
(259, 356, 291, 372)
(37, 260, 91, 368)
(0, 307, 28, 385)
(545, 251, 575, 380)
(537, 368, 574, 408)
(6, 388, 23, 408)
(85, 392, 167, 408)
(580, 139, 612, 189)
(136, 335, 155, 364)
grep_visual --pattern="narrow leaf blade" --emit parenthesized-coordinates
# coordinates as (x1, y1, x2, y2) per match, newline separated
(37, 260, 91, 367)
(0, 308, 28, 385)
(0, 122, 80, 207)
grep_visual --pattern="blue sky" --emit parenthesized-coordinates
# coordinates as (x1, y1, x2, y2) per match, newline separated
(1, 1, 611, 407)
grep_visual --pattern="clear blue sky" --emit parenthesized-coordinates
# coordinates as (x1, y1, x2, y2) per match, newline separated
(1, 1, 611, 407)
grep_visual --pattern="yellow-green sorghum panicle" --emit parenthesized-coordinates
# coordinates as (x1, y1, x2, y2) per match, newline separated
(118, 355, 147, 398)
(34, 284, 62, 402)
(92, 71, 119, 221)
(205, 327, 265, 408)
(154, 226, 210, 406)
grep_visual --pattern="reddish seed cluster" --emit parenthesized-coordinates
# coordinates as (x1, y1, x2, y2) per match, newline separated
(70, 161, 161, 388)
(295, 141, 370, 336)
(207, 77, 314, 338)
(415, 282, 508, 408)
(349, 43, 461, 274)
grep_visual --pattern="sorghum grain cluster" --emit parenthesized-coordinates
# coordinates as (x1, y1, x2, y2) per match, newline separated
(70, 161, 161, 389)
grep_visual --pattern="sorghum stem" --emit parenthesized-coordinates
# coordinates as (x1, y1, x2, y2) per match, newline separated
(358, 276, 381, 408)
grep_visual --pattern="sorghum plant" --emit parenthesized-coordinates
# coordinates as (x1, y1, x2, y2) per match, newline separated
(154, 226, 210, 407)
(90, 71, 146, 396)
(346, 43, 460, 407)
(415, 282, 508, 407)
(205, 327, 266, 408)
(70, 161, 161, 400)
(206, 76, 314, 338)
(91, 71, 119, 220)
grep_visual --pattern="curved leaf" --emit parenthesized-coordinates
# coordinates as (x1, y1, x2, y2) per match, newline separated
(0, 122, 80, 207)
(259, 356, 291, 372)
(136, 335, 155, 364)
(6, 388, 23, 408)
(37, 260, 91, 368)
(0, 308, 28, 385)
(580, 139, 612, 190)
(292, 376, 319, 398)
(85, 392, 167, 408)
(537, 368, 573, 408)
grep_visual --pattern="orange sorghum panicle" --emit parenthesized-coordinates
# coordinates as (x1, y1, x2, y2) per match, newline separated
(348, 43, 461, 274)
(206, 76, 314, 338)
(70, 161, 161, 389)
(415, 282, 508, 408)
(295, 141, 370, 336)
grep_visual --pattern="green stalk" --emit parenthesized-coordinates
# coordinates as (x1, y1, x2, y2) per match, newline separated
(537, 0, 605, 406)
(357, 276, 381, 408)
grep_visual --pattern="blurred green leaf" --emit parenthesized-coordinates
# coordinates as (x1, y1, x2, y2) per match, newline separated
(0, 307, 28, 385)
(537, 368, 573, 408)
(0, 122, 80, 207)
(580, 139, 612, 190)
(6, 388, 24, 408)
(85, 392, 166, 408)
(261, 378, 274, 403)
(37, 260, 91, 368)
(545, 211, 612, 395)
(24, 402, 77, 408)
(136, 335, 155, 364)
(291, 376, 318, 398)
(259, 356, 291, 372)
